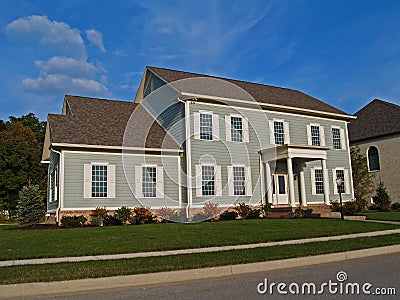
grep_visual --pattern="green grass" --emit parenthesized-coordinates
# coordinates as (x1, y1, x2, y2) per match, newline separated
(364, 211, 400, 222)
(1, 234, 399, 285)
(0, 219, 398, 261)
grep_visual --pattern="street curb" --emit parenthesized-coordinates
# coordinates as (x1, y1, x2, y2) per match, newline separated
(1, 244, 400, 298)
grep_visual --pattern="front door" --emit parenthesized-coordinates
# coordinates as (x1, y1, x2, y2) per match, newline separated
(273, 174, 288, 204)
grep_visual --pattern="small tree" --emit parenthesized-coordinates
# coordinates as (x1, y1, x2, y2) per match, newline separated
(15, 185, 45, 224)
(374, 181, 391, 211)
(350, 146, 374, 210)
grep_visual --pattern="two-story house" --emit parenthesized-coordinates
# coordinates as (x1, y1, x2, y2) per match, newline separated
(42, 66, 355, 222)
(348, 99, 400, 204)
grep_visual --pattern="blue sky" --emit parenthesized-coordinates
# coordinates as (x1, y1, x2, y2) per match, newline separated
(1, 0, 400, 121)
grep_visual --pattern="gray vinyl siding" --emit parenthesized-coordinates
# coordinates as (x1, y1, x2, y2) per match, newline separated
(189, 102, 353, 206)
(47, 151, 59, 211)
(62, 151, 181, 209)
(141, 84, 185, 146)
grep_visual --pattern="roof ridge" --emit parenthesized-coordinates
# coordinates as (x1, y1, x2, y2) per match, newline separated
(147, 66, 297, 92)
(372, 98, 400, 110)
(65, 94, 133, 104)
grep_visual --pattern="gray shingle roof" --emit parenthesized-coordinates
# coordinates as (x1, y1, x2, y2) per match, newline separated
(49, 95, 180, 150)
(148, 66, 349, 116)
(348, 99, 400, 142)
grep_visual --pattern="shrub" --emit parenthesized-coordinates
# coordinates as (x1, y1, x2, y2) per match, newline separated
(260, 202, 272, 219)
(114, 206, 132, 224)
(168, 209, 188, 223)
(235, 203, 260, 219)
(103, 214, 122, 226)
(155, 207, 176, 220)
(191, 212, 208, 222)
(218, 210, 238, 221)
(15, 185, 45, 224)
(294, 207, 313, 218)
(61, 215, 87, 227)
(354, 198, 367, 212)
(90, 207, 108, 226)
(391, 202, 400, 211)
(132, 206, 154, 224)
(374, 181, 391, 211)
(331, 199, 362, 215)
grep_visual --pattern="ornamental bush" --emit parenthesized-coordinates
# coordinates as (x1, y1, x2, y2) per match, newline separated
(374, 181, 391, 211)
(114, 206, 132, 224)
(90, 207, 108, 226)
(15, 185, 45, 224)
(61, 215, 87, 227)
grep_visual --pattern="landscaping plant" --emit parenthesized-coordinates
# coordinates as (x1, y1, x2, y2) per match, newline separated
(374, 181, 391, 211)
(15, 184, 45, 224)
(90, 207, 108, 226)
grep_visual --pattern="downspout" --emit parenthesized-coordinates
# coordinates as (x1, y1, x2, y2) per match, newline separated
(50, 148, 62, 224)
(179, 97, 193, 218)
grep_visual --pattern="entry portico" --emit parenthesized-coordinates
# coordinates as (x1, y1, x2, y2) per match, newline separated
(260, 144, 330, 207)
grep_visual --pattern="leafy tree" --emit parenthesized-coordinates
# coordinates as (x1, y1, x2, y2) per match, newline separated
(374, 181, 391, 211)
(8, 113, 46, 144)
(0, 121, 46, 216)
(15, 184, 45, 224)
(350, 146, 374, 210)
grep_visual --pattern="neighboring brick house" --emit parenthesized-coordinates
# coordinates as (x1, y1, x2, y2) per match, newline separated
(348, 99, 400, 204)
(42, 66, 355, 222)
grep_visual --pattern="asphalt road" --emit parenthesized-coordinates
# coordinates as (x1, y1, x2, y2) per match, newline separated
(28, 253, 400, 300)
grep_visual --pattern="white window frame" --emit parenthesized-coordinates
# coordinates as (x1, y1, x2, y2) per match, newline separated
(195, 164, 222, 197)
(54, 166, 58, 202)
(331, 126, 346, 150)
(135, 164, 164, 199)
(227, 165, 253, 196)
(269, 119, 290, 145)
(49, 170, 53, 203)
(193, 110, 219, 141)
(311, 166, 324, 195)
(225, 114, 249, 143)
(332, 167, 350, 195)
(84, 162, 116, 199)
(307, 123, 325, 146)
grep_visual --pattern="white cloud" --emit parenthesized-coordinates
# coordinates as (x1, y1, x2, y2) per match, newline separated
(5, 15, 86, 58)
(86, 29, 106, 52)
(22, 74, 108, 96)
(35, 56, 98, 78)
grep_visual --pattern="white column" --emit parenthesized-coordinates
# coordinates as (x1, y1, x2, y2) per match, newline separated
(265, 162, 273, 204)
(287, 157, 296, 207)
(259, 155, 265, 205)
(299, 164, 307, 206)
(321, 159, 330, 205)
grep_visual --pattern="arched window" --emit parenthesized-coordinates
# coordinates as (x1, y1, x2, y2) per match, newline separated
(368, 146, 380, 171)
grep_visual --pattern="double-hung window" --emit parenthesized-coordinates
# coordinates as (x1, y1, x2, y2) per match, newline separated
(233, 166, 246, 195)
(84, 163, 116, 199)
(231, 117, 243, 142)
(91, 165, 108, 198)
(332, 168, 350, 194)
(335, 169, 345, 193)
(200, 113, 213, 140)
(274, 121, 285, 145)
(201, 166, 215, 196)
(332, 127, 341, 150)
(311, 167, 324, 195)
(142, 167, 157, 197)
(307, 124, 325, 146)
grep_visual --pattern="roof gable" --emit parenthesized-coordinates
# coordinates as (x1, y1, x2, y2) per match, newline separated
(348, 99, 400, 142)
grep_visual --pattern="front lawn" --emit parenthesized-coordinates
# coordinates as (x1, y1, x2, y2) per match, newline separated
(364, 211, 400, 222)
(0, 219, 398, 261)
(1, 233, 400, 284)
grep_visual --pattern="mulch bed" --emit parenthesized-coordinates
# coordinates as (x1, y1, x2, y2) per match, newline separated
(8, 223, 62, 230)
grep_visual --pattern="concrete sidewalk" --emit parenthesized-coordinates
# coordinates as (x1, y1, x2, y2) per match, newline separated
(1, 244, 400, 298)
(1, 228, 400, 267)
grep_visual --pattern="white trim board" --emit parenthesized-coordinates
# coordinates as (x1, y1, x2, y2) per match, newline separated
(52, 143, 182, 154)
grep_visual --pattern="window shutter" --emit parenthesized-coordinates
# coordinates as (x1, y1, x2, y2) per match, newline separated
(245, 166, 253, 196)
(193, 112, 200, 140)
(215, 165, 222, 196)
(227, 166, 234, 196)
(212, 114, 219, 140)
(332, 169, 338, 194)
(54, 167, 58, 201)
(49, 173, 53, 202)
(284, 122, 290, 144)
(320, 126, 325, 146)
(196, 165, 202, 197)
(135, 166, 142, 198)
(108, 165, 116, 198)
(269, 120, 275, 144)
(225, 115, 231, 142)
(311, 168, 316, 195)
(340, 128, 346, 150)
(156, 166, 164, 198)
(84, 164, 91, 198)
(307, 125, 312, 146)
(243, 117, 249, 143)
(344, 169, 350, 194)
